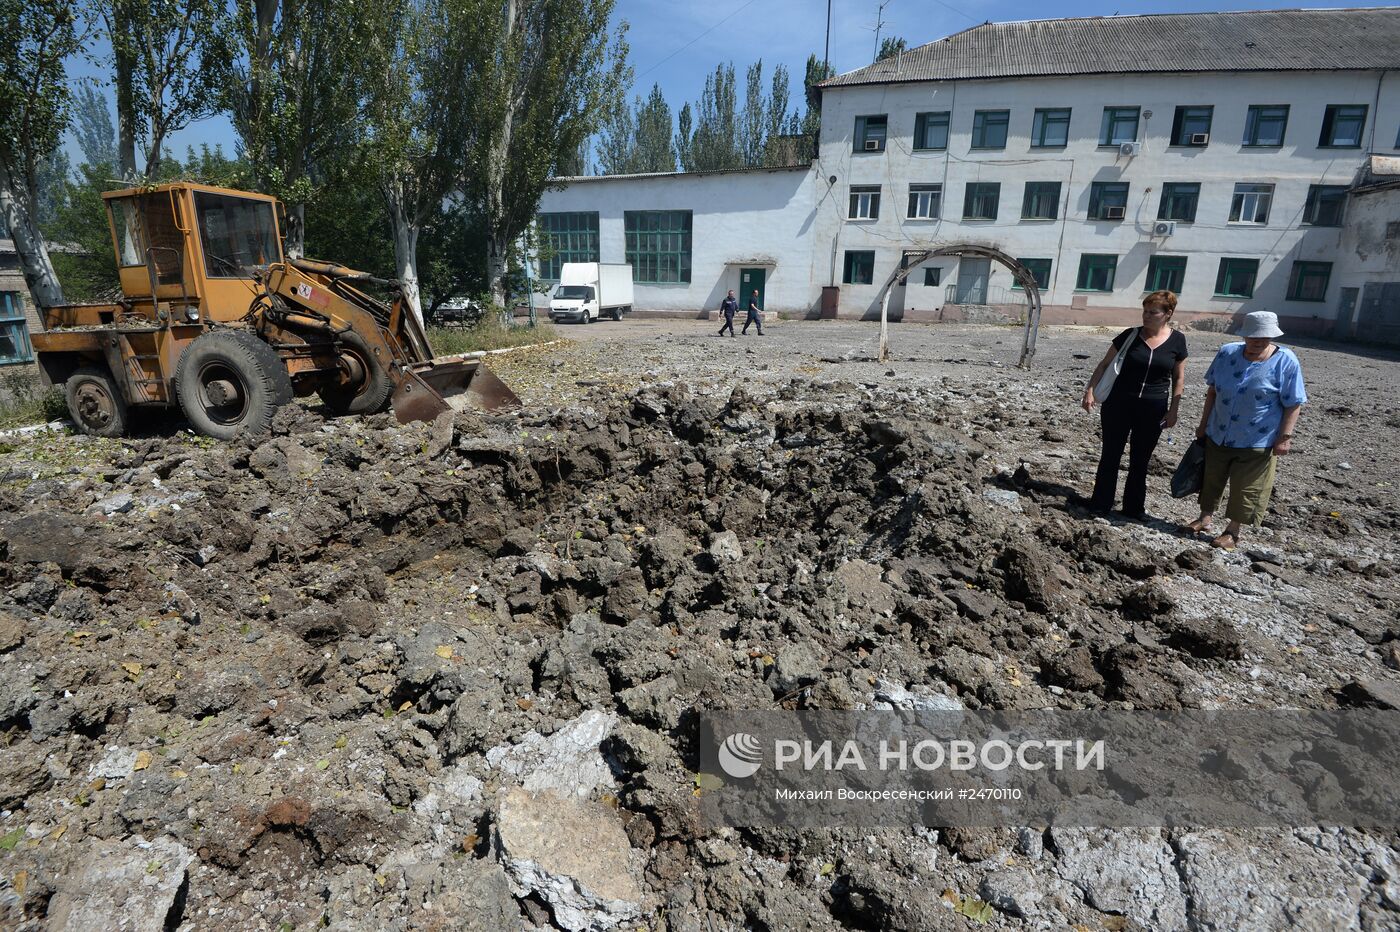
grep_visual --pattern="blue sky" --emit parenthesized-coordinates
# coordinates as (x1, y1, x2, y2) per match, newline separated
(68, 0, 1378, 165)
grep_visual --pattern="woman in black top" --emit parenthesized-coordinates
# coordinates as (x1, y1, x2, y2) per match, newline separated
(1080, 290, 1188, 519)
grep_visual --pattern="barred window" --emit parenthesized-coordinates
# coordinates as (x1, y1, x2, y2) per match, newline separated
(537, 212, 600, 281)
(624, 211, 692, 284)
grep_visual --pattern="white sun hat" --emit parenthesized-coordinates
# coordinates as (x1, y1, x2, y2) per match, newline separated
(1238, 310, 1284, 339)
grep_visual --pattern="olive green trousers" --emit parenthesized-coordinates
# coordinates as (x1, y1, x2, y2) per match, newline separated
(1199, 438, 1277, 525)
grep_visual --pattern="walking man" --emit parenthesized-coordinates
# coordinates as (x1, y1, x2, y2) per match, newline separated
(741, 289, 764, 335)
(718, 290, 737, 337)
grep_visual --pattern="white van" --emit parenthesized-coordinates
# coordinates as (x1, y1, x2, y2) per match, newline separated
(549, 262, 633, 323)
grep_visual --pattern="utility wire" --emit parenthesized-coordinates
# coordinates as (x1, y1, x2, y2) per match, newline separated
(635, 0, 765, 81)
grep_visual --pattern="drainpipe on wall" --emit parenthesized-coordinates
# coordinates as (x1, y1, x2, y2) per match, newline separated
(1367, 70, 1389, 153)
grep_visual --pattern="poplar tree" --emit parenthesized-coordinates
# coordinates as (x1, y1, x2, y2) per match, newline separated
(0, 0, 86, 309)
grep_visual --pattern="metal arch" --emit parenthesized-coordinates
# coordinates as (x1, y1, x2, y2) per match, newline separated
(877, 243, 1044, 368)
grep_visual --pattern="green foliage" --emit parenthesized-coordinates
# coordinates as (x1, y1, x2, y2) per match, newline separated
(426, 319, 557, 355)
(47, 162, 119, 301)
(876, 36, 907, 62)
(105, 0, 235, 179)
(597, 83, 675, 175)
(0, 372, 65, 429)
(674, 60, 801, 172)
(71, 84, 117, 167)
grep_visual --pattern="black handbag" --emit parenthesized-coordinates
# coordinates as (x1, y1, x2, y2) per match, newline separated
(1171, 439, 1206, 499)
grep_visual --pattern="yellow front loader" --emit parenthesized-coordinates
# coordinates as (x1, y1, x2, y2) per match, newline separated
(32, 182, 518, 439)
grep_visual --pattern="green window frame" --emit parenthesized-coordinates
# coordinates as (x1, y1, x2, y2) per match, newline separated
(843, 250, 875, 285)
(1157, 183, 1200, 222)
(971, 110, 1010, 149)
(1171, 106, 1213, 146)
(1076, 254, 1118, 292)
(1243, 105, 1289, 146)
(1100, 107, 1140, 145)
(962, 182, 1000, 220)
(1031, 108, 1070, 147)
(1146, 256, 1187, 294)
(624, 210, 692, 284)
(1319, 104, 1367, 148)
(536, 211, 600, 281)
(1303, 185, 1347, 226)
(1088, 181, 1130, 220)
(1021, 181, 1060, 220)
(913, 112, 949, 150)
(1287, 261, 1332, 302)
(1215, 258, 1259, 298)
(854, 115, 888, 152)
(0, 291, 34, 366)
(1011, 258, 1052, 290)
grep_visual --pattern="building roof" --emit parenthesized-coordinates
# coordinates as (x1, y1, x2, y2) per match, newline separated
(554, 164, 811, 183)
(822, 8, 1400, 88)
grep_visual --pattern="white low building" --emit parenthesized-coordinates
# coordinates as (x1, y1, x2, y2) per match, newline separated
(537, 8, 1400, 338)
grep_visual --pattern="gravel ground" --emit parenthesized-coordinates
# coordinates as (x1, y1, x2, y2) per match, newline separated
(0, 318, 1397, 931)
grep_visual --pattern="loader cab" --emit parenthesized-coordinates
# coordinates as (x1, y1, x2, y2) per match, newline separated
(103, 183, 283, 323)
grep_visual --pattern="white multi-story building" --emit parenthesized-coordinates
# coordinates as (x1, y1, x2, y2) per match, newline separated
(536, 8, 1400, 337)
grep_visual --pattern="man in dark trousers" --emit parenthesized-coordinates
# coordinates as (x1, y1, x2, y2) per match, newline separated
(718, 289, 737, 337)
(741, 289, 765, 335)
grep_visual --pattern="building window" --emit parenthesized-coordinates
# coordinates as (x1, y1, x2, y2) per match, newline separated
(1100, 107, 1140, 145)
(1031, 108, 1070, 147)
(913, 112, 949, 150)
(1088, 181, 1130, 220)
(907, 183, 941, 219)
(1229, 183, 1273, 224)
(536, 211, 600, 281)
(962, 182, 1000, 220)
(1012, 258, 1052, 290)
(1146, 256, 1188, 294)
(1287, 261, 1332, 301)
(1243, 105, 1289, 146)
(1303, 185, 1348, 226)
(623, 210, 692, 284)
(1076, 254, 1118, 292)
(854, 115, 888, 152)
(1021, 181, 1061, 220)
(848, 185, 881, 220)
(1157, 183, 1200, 222)
(843, 250, 875, 285)
(923, 267, 942, 287)
(971, 110, 1010, 149)
(1319, 104, 1367, 148)
(0, 292, 33, 366)
(1215, 258, 1259, 298)
(1171, 106, 1213, 146)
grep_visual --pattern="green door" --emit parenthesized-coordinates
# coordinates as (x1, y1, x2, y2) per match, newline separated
(740, 267, 766, 312)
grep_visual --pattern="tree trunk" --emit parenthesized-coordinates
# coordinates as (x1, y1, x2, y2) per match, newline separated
(112, 2, 140, 181)
(387, 189, 423, 325)
(0, 163, 65, 310)
(284, 202, 306, 259)
(486, 232, 509, 314)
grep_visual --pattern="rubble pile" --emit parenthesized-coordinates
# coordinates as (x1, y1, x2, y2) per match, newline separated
(0, 375, 1397, 930)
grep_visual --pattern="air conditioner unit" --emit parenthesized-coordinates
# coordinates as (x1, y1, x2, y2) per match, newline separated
(1190, 133, 1210, 145)
(1154, 220, 1177, 236)
(864, 139, 881, 151)
(1119, 141, 1141, 156)
(1105, 205, 1126, 220)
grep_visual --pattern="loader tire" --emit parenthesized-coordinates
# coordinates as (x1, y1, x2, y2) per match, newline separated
(65, 366, 129, 438)
(176, 330, 293, 440)
(317, 331, 393, 416)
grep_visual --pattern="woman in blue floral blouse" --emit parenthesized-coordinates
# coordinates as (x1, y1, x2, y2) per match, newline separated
(1188, 311, 1307, 549)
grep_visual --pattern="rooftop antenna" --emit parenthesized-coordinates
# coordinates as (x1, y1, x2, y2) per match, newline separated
(871, 0, 893, 62)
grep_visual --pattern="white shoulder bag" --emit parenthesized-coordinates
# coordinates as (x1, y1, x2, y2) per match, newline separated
(1092, 328, 1139, 403)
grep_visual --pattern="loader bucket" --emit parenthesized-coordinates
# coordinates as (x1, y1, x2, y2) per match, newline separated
(390, 356, 521, 425)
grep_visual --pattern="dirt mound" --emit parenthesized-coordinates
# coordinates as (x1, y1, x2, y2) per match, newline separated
(0, 376, 1396, 930)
